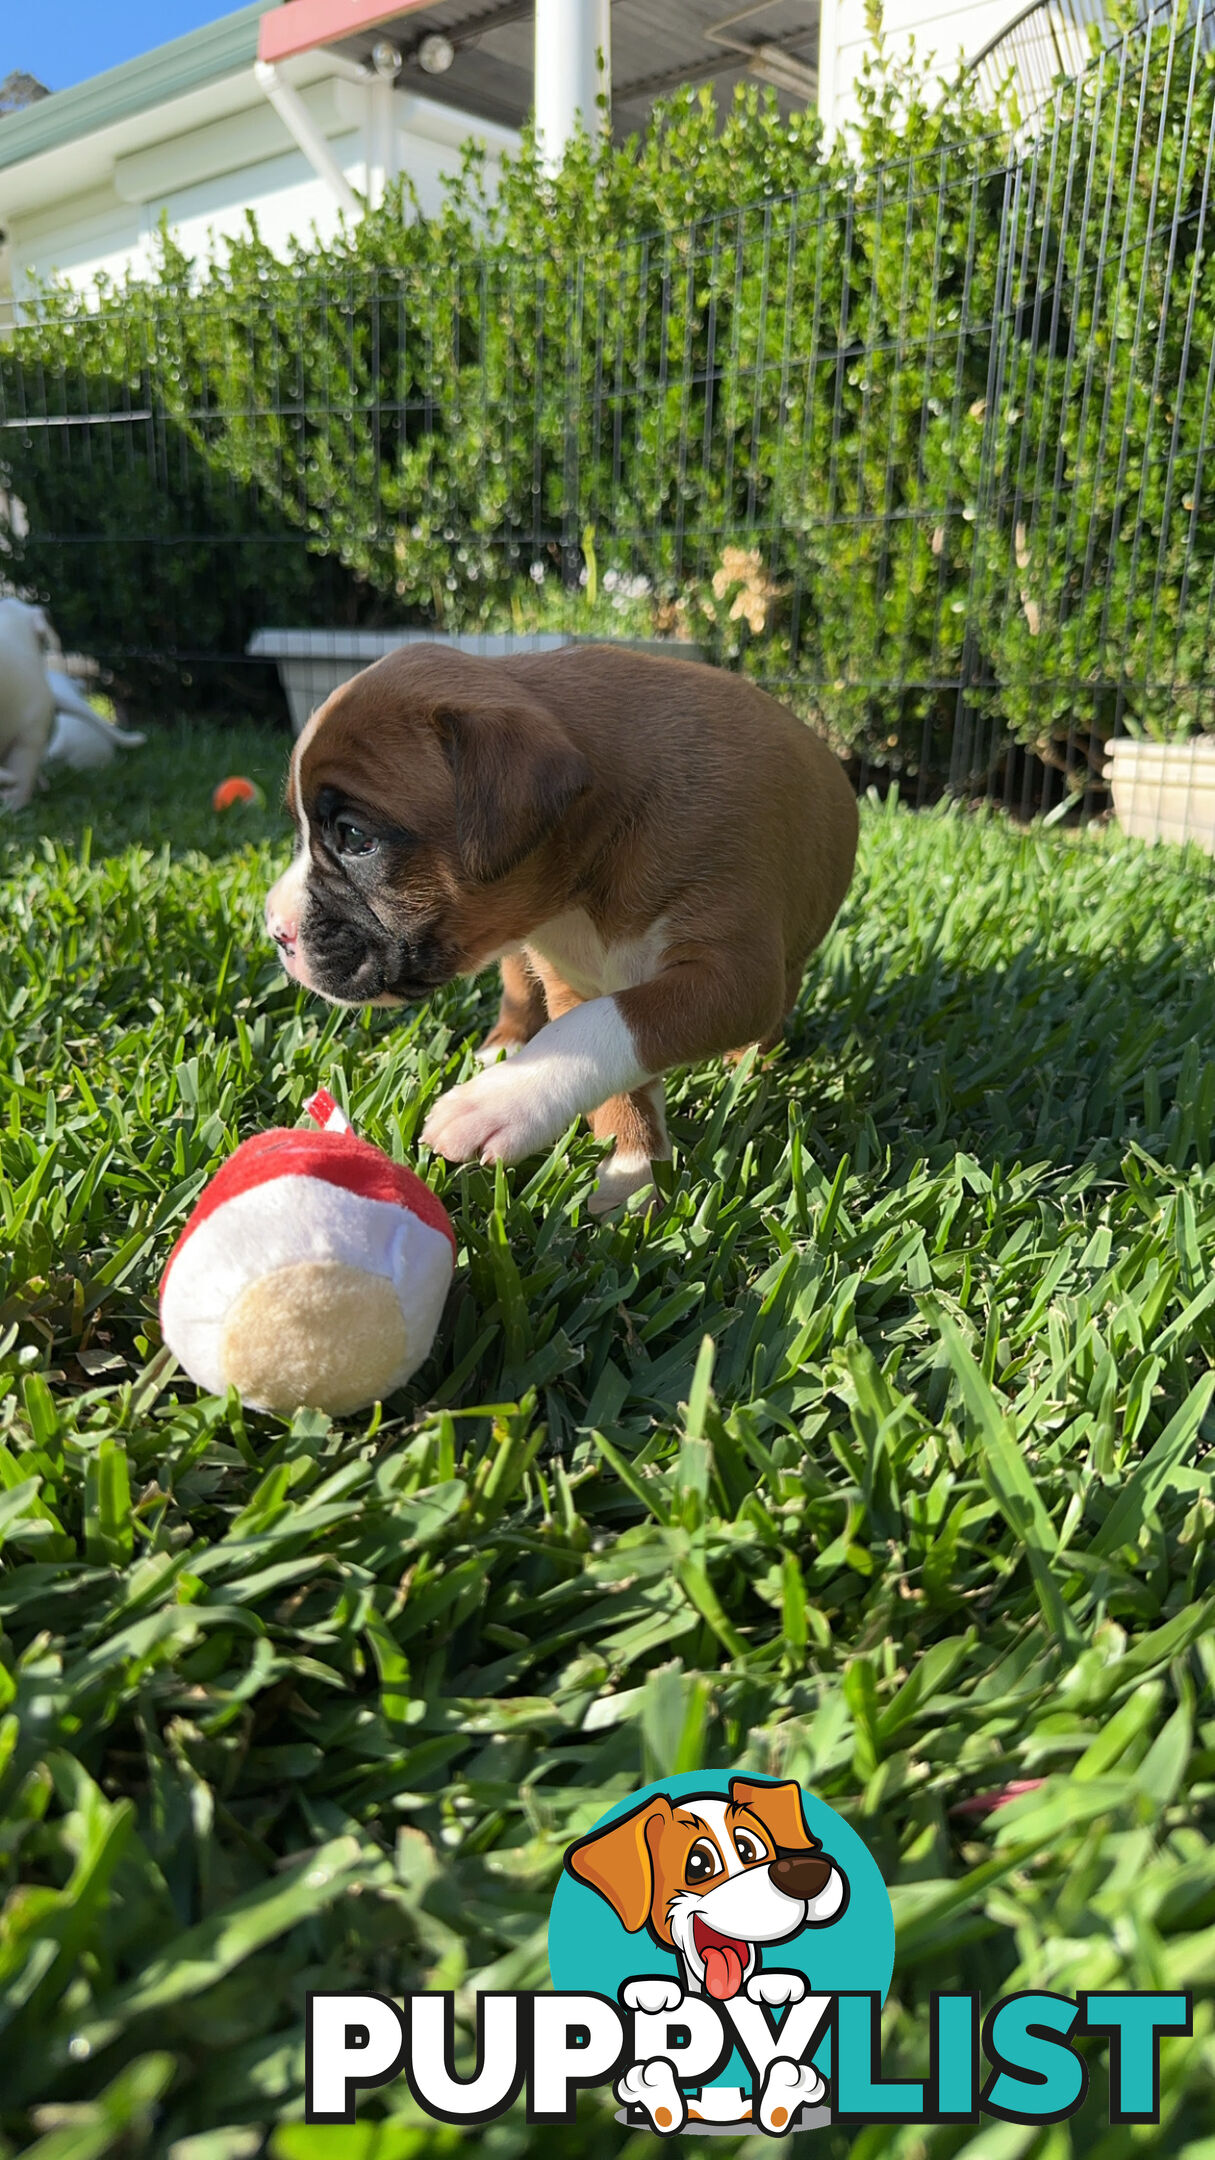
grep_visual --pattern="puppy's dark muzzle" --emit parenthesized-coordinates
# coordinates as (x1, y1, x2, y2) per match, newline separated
(769, 1852, 834, 1900)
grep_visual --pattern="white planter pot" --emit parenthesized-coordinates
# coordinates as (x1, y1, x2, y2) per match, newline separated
(247, 628, 699, 736)
(1104, 737, 1215, 855)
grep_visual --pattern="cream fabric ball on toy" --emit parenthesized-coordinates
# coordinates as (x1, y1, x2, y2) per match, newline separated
(160, 1089, 455, 1416)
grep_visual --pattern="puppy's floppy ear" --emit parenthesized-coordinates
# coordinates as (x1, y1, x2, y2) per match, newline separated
(730, 1778, 818, 1854)
(438, 693, 592, 884)
(564, 1796, 672, 1932)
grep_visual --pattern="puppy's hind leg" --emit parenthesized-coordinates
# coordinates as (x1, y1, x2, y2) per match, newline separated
(724, 1026, 784, 1068)
(589, 1080, 670, 1215)
(758, 2058, 827, 2134)
(723, 958, 804, 1067)
(477, 951, 549, 1064)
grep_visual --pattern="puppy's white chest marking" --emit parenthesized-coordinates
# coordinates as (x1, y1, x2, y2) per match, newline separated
(527, 910, 669, 999)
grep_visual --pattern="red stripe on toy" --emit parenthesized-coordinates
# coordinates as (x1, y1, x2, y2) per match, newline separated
(159, 1127, 457, 1292)
(307, 1087, 340, 1129)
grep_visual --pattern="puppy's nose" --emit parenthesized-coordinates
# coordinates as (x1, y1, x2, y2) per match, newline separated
(769, 1852, 833, 1900)
(267, 907, 297, 951)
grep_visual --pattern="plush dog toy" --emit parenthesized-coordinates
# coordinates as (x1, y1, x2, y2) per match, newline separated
(159, 1089, 455, 1416)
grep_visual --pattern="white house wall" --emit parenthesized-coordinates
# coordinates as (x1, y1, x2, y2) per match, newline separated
(111, 80, 351, 203)
(4, 78, 518, 317)
(147, 135, 367, 272)
(819, 0, 1019, 136)
(9, 187, 146, 295)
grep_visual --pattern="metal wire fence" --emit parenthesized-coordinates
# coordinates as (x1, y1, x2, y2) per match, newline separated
(4, 0, 1215, 824)
(970, 0, 1114, 120)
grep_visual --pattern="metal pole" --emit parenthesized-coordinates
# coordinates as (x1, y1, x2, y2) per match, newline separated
(534, 0, 611, 173)
(369, 74, 396, 208)
(254, 60, 361, 219)
(816, 0, 841, 142)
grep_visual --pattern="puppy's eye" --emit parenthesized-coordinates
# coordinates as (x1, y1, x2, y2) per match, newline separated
(685, 1841, 720, 1885)
(333, 813, 378, 858)
(733, 1830, 767, 1866)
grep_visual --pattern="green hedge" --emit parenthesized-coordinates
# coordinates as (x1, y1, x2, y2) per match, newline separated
(4, 22, 1215, 771)
(0, 374, 339, 719)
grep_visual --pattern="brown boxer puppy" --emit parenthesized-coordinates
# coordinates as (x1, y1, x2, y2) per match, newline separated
(266, 643, 856, 1211)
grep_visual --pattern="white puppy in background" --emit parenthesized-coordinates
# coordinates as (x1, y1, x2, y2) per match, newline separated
(0, 598, 56, 811)
(45, 670, 145, 771)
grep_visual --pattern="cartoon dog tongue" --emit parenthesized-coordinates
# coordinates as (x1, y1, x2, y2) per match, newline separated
(700, 1936, 746, 2000)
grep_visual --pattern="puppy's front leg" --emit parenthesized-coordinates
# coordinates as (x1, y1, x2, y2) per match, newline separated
(476, 952, 549, 1064)
(0, 740, 45, 814)
(422, 950, 783, 1170)
(589, 1083, 670, 1215)
(423, 992, 649, 1166)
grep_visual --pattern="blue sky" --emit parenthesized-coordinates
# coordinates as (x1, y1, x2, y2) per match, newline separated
(6, 2, 244, 95)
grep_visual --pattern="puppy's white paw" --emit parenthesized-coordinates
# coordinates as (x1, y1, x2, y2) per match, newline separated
(615, 2058, 687, 2134)
(746, 1970, 806, 2008)
(589, 1149, 654, 1216)
(758, 2057, 826, 2134)
(473, 1037, 524, 1067)
(621, 1977, 684, 2015)
(421, 1063, 561, 1166)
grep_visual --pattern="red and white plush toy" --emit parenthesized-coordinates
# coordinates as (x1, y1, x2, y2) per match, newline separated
(160, 1089, 456, 1416)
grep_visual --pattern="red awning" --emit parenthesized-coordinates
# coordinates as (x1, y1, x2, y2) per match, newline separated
(260, 2, 438, 65)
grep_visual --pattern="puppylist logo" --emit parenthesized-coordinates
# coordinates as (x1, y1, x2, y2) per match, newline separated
(549, 1771, 883, 2132)
(305, 1772, 1191, 2135)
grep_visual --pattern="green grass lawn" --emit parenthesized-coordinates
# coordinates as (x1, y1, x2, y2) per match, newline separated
(2, 726, 1214, 2158)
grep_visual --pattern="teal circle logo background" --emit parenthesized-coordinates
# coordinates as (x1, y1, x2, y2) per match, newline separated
(548, 1772, 894, 2086)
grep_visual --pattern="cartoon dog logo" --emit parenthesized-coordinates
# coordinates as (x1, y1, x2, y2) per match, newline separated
(565, 1777, 849, 2132)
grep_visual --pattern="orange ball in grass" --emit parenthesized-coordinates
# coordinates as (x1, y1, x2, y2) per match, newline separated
(212, 775, 264, 811)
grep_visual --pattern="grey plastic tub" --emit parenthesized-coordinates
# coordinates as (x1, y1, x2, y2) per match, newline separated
(246, 628, 699, 734)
